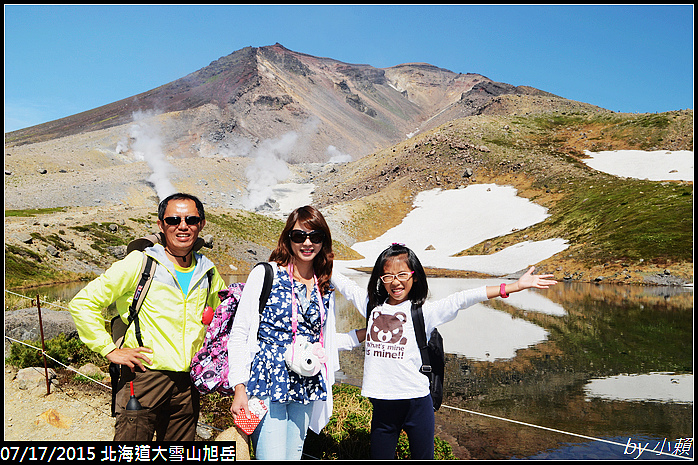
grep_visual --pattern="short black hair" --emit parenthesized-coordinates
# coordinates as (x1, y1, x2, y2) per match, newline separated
(158, 193, 205, 221)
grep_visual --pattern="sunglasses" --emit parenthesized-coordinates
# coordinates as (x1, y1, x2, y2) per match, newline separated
(288, 229, 325, 244)
(163, 216, 202, 226)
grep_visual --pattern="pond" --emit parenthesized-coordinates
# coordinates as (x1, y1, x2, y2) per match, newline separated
(10, 275, 693, 459)
(332, 273, 693, 460)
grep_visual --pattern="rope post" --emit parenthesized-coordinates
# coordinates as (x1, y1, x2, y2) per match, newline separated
(36, 294, 51, 395)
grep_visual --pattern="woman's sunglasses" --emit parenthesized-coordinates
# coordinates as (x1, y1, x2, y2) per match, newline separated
(163, 216, 202, 226)
(288, 229, 325, 244)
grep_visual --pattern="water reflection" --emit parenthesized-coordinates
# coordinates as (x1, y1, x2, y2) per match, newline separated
(333, 275, 693, 460)
(11, 275, 693, 459)
(584, 373, 693, 404)
(9, 281, 89, 308)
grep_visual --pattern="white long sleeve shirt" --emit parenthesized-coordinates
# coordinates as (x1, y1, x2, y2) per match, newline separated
(332, 271, 489, 400)
(227, 262, 359, 433)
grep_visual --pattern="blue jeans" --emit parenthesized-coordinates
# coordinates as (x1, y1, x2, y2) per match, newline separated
(369, 394, 435, 459)
(250, 397, 313, 460)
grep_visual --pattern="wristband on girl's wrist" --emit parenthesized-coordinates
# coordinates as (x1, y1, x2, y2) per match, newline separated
(500, 283, 510, 298)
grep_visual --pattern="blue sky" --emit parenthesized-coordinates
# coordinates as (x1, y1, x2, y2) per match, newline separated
(4, 4, 694, 133)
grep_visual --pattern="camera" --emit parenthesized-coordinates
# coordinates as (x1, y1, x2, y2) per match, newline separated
(285, 335, 327, 377)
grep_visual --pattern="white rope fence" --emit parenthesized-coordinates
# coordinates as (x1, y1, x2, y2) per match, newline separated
(440, 404, 691, 459)
(4, 289, 692, 459)
(4, 335, 112, 390)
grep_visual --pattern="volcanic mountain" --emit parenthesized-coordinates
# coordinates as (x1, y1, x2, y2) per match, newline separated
(5, 43, 570, 162)
(4, 43, 692, 290)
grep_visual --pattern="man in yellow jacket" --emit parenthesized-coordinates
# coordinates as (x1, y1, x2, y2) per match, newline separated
(69, 193, 226, 441)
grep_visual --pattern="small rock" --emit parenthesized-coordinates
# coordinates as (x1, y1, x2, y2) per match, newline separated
(78, 363, 106, 379)
(216, 426, 251, 460)
(46, 245, 60, 257)
(16, 367, 58, 390)
(17, 234, 33, 244)
(36, 408, 72, 428)
(197, 424, 214, 440)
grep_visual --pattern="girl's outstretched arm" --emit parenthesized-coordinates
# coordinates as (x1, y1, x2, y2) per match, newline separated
(485, 266, 557, 299)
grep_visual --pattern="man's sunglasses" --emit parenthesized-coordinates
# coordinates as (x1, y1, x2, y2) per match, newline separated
(288, 229, 325, 244)
(163, 216, 202, 226)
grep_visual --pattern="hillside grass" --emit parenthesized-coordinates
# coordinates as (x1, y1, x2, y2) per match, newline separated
(198, 383, 456, 459)
(333, 110, 692, 278)
(5, 207, 68, 217)
(4, 109, 692, 288)
(4, 243, 94, 289)
(481, 111, 693, 267)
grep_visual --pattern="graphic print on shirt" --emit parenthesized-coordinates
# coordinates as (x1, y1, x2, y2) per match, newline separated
(366, 310, 408, 360)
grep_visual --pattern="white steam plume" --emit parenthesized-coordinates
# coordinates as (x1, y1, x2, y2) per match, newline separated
(326, 145, 352, 163)
(129, 110, 177, 201)
(242, 131, 296, 210)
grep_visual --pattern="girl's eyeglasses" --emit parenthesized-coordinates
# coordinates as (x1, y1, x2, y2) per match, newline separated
(288, 229, 325, 244)
(164, 216, 202, 226)
(379, 271, 414, 284)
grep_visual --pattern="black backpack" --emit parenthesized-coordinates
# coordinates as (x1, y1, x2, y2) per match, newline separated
(411, 303, 445, 412)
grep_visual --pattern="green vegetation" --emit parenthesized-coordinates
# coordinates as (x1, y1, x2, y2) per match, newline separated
(68, 222, 135, 254)
(304, 384, 456, 459)
(452, 110, 693, 269)
(4, 244, 92, 289)
(525, 110, 691, 152)
(6, 332, 108, 372)
(94, 115, 118, 125)
(199, 384, 456, 458)
(207, 211, 284, 247)
(5, 207, 67, 217)
(547, 179, 692, 263)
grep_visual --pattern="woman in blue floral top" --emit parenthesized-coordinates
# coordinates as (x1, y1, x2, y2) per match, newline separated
(228, 206, 363, 460)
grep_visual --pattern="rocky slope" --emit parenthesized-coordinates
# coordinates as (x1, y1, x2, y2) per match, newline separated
(4, 44, 693, 289)
(5, 43, 558, 164)
(4, 108, 693, 290)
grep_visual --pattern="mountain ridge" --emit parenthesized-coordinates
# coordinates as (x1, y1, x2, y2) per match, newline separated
(5, 43, 582, 163)
(4, 44, 692, 289)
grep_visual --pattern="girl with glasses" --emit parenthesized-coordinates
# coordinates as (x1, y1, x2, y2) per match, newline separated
(227, 205, 364, 460)
(332, 243, 557, 459)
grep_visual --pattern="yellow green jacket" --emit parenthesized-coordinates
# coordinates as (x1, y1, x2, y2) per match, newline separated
(69, 245, 226, 372)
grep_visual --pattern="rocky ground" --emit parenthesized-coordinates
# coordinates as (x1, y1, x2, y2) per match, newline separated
(3, 364, 468, 459)
(4, 365, 115, 441)
(3, 365, 249, 448)
(5, 108, 694, 287)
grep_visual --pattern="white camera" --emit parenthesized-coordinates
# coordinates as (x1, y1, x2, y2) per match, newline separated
(284, 335, 327, 377)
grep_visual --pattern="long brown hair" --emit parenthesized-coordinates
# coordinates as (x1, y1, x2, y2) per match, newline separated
(269, 205, 334, 294)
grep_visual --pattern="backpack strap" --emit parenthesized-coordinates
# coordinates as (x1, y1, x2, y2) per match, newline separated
(256, 262, 274, 313)
(109, 253, 156, 417)
(411, 303, 432, 374)
(126, 254, 157, 348)
(205, 267, 215, 307)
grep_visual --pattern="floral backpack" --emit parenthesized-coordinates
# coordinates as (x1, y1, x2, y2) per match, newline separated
(190, 262, 273, 395)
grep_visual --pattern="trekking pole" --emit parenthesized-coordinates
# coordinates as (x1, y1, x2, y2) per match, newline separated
(36, 294, 51, 395)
